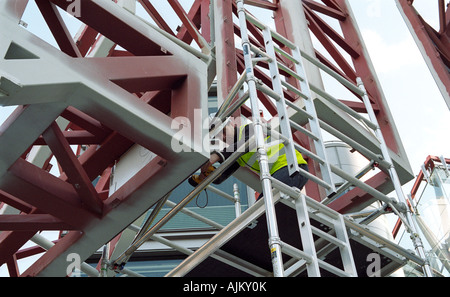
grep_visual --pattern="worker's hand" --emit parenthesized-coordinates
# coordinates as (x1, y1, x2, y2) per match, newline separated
(200, 163, 215, 179)
(200, 153, 220, 177)
(188, 163, 216, 187)
(199, 162, 209, 178)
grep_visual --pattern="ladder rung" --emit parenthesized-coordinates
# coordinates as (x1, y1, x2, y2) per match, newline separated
(281, 80, 309, 100)
(266, 127, 290, 144)
(299, 49, 364, 97)
(289, 120, 319, 142)
(317, 259, 353, 277)
(265, 138, 286, 149)
(284, 99, 314, 120)
(249, 44, 272, 62)
(304, 193, 342, 221)
(310, 226, 346, 248)
(309, 82, 378, 131)
(268, 176, 302, 199)
(252, 57, 270, 64)
(255, 82, 282, 101)
(280, 241, 313, 264)
(274, 45, 300, 65)
(292, 142, 326, 166)
(269, 165, 333, 193)
(245, 13, 296, 49)
(267, 128, 327, 167)
(277, 61, 304, 82)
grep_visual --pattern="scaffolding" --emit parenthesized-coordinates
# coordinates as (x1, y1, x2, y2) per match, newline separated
(0, 0, 443, 277)
(107, 1, 432, 277)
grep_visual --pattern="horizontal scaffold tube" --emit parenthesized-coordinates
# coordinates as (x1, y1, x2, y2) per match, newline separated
(111, 137, 253, 268)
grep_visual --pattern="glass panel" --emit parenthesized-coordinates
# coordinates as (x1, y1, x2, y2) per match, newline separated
(149, 177, 248, 231)
(117, 259, 183, 277)
(414, 167, 450, 276)
(397, 166, 450, 276)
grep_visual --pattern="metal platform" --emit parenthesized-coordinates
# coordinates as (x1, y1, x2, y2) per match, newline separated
(167, 194, 425, 277)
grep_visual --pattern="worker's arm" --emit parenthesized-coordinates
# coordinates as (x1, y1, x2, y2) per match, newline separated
(199, 151, 239, 183)
(206, 125, 253, 184)
(199, 152, 222, 178)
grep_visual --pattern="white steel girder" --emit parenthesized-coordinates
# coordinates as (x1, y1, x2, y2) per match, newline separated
(0, 0, 208, 276)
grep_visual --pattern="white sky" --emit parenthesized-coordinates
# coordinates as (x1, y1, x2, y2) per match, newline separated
(0, 0, 449, 275)
(348, 0, 449, 189)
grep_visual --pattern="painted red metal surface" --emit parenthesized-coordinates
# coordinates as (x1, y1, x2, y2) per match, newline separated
(397, 0, 450, 108)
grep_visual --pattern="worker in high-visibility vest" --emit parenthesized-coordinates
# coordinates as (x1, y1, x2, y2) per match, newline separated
(190, 122, 308, 199)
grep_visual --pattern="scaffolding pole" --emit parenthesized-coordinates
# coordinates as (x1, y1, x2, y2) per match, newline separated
(357, 78, 433, 277)
(236, 0, 284, 277)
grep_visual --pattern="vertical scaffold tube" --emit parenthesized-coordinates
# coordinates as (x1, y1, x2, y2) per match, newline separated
(236, 0, 284, 277)
(357, 78, 433, 277)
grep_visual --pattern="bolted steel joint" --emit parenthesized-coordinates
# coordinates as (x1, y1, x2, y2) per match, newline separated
(389, 198, 408, 213)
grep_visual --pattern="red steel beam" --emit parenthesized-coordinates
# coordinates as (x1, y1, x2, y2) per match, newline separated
(0, 190, 33, 214)
(75, 25, 99, 57)
(34, 130, 101, 146)
(48, 0, 170, 56)
(6, 255, 19, 277)
(245, 0, 277, 10)
(0, 214, 74, 231)
(200, 0, 211, 43)
(1, 159, 97, 229)
(304, 6, 357, 84)
(35, 0, 82, 57)
(138, 0, 176, 36)
(15, 240, 58, 260)
(336, 0, 399, 153)
(321, 0, 344, 12)
(304, 4, 359, 59)
(70, 133, 133, 182)
(21, 230, 84, 277)
(172, 0, 202, 45)
(397, 0, 450, 108)
(215, 0, 238, 102)
(42, 122, 103, 214)
(61, 107, 111, 138)
(0, 231, 39, 266)
(303, 0, 346, 21)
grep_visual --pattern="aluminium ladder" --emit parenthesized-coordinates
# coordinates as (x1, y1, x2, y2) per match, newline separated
(235, 0, 356, 277)
(112, 1, 430, 278)
(235, 1, 434, 277)
(356, 79, 434, 277)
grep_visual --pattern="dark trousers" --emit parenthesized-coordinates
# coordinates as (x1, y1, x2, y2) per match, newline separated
(257, 164, 309, 200)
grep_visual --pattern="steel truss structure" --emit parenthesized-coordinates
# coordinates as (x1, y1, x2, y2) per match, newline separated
(396, 0, 450, 109)
(0, 0, 435, 277)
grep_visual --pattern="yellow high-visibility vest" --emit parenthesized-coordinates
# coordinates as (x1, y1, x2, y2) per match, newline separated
(236, 125, 307, 175)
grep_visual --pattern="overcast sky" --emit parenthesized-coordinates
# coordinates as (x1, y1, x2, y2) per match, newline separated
(348, 0, 449, 188)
